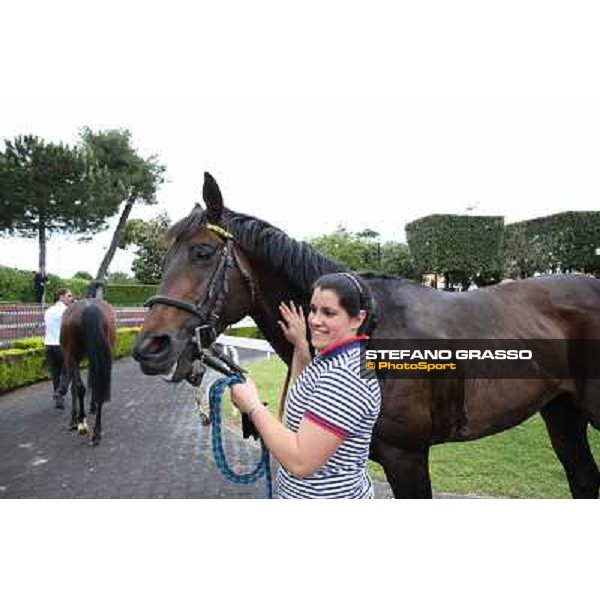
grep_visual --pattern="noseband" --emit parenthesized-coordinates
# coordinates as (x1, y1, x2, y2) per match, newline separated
(144, 223, 256, 347)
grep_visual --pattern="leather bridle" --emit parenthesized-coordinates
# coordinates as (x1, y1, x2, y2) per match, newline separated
(144, 224, 256, 348)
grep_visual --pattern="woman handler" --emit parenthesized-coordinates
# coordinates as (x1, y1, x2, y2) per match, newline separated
(230, 272, 381, 499)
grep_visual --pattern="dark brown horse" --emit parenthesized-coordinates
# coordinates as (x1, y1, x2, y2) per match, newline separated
(59, 289, 116, 445)
(132, 173, 600, 498)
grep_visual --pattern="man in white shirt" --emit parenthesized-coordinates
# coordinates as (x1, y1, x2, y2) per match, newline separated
(44, 288, 73, 409)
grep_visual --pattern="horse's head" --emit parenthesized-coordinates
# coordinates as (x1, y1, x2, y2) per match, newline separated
(132, 173, 256, 381)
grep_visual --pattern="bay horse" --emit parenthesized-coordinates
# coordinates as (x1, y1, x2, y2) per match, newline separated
(132, 173, 600, 498)
(59, 282, 116, 445)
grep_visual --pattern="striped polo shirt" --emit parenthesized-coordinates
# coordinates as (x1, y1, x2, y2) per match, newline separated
(276, 338, 381, 499)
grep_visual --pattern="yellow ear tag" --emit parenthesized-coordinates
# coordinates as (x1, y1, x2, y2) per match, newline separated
(206, 223, 234, 239)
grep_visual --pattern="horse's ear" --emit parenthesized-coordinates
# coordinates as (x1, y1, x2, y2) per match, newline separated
(203, 172, 224, 222)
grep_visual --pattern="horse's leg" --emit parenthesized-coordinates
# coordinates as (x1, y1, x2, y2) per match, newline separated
(540, 394, 600, 499)
(91, 399, 102, 446)
(56, 361, 72, 409)
(88, 368, 103, 445)
(81, 304, 111, 446)
(58, 363, 78, 429)
(68, 368, 79, 430)
(72, 367, 89, 436)
(89, 368, 97, 415)
(372, 441, 432, 499)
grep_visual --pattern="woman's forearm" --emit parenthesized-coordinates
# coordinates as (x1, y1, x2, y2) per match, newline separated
(248, 403, 305, 476)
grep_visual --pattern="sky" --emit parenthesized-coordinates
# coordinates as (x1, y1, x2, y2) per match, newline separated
(1, 0, 599, 277)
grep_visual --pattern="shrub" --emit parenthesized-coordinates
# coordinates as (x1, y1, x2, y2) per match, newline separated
(406, 214, 504, 288)
(223, 326, 264, 340)
(73, 271, 93, 280)
(51, 277, 91, 301)
(0, 266, 38, 302)
(105, 284, 157, 306)
(0, 266, 96, 303)
(114, 327, 142, 359)
(0, 347, 48, 392)
(0, 266, 155, 305)
(504, 211, 600, 278)
(0, 327, 142, 393)
(11, 338, 44, 350)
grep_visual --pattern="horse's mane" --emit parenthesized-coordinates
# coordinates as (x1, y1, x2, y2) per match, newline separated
(225, 210, 346, 291)
(168, 205, 345, 293)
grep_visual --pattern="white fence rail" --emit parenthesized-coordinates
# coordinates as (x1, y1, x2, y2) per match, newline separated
(215, 334, 274, 357)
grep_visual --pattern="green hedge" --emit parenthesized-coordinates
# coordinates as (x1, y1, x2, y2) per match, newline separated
(104, 284, 157, 306)
(11, 337, 44, 350)
(113, 327, 143, 358)
(223, 326, 264, 340)
(406, 214, 504, 286)
(0, 347, 50, 391)
(0, 266, 42, 302)
(0, 265, 157, 305)
(0, 327, 141, 393)
(504, 211, 600, 278)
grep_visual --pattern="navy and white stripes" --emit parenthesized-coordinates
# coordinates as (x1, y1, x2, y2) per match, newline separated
(276, 341, 381, 499)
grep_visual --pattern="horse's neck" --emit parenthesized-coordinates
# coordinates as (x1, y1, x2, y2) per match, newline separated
(249, 269, 306, 366)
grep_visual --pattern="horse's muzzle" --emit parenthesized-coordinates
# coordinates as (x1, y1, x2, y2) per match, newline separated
(132, 333, 179, 374)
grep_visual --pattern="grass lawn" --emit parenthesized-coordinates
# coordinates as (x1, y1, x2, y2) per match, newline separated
(243, 357, 600, 498)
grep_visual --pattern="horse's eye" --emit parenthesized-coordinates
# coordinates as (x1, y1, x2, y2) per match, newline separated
(190, 244, 216, 262)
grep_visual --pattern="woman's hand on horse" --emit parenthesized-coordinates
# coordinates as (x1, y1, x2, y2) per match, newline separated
(230, 378, 260, 414)
(278, 301, 307, 347)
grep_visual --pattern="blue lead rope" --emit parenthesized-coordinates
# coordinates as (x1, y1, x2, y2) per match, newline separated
(208, 374, 273, 498)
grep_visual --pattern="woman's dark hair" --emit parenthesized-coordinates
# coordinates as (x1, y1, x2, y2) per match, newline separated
(311, 272, 378, 336)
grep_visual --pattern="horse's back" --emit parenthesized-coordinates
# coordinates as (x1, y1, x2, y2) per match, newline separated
(369, 274, 600, 446)
(371, 274, 599, 340)
(61, 299, 117, 362)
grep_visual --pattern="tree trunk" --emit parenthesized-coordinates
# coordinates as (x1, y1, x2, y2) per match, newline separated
(37, 218, 47, 305)
(96, 195, 135, 280)
(38, 218, 46, 271)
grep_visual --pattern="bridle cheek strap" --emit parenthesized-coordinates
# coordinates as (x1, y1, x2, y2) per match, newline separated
(144, 230, 256, 339)
(144, 295, 206, 321)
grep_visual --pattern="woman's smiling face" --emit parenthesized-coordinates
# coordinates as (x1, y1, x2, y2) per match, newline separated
(307, 287, 365, 350)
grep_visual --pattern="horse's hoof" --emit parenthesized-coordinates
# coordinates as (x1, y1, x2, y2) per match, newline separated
(68, 423, 78, 431)
(90, 435, 101, 446)
(77, 421, 90, 436)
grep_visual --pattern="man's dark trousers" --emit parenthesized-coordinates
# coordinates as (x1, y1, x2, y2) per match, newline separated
(45, 345, 65, 396)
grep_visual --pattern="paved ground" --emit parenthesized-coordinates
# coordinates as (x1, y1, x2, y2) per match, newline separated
(0, 353, 457, 499)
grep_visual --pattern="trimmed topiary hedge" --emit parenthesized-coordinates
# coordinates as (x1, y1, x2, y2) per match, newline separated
(0, 347, 49, 392)
(11, 337, 44, 350)
(406, 214, 504, 287)
(0, 327, 142, 394)
(503, 211, 600, 278)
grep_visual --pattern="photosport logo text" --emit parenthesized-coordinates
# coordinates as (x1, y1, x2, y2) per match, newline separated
(359, 339, 600, 380)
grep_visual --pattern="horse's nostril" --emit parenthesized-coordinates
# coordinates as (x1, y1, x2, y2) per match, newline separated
(144, 335, 171, 357)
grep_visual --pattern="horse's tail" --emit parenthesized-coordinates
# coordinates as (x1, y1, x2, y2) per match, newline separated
(83, 304, 113, 404)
